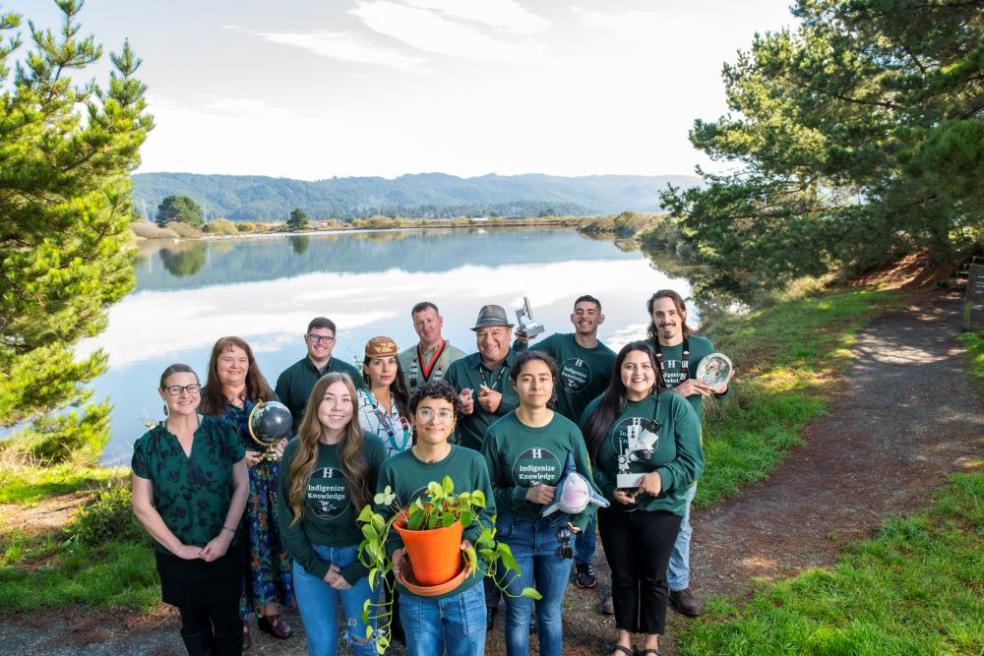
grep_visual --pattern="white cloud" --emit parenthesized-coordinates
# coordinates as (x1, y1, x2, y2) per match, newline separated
(253, 29, 425, 73)
(572, 6, 676, 37)
(403, 0, 549, 35)
(79, 257, 692, 368)
(349, 0, 544, 63)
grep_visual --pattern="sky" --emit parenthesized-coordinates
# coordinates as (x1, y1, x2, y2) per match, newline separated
(5, 0, 796, 180)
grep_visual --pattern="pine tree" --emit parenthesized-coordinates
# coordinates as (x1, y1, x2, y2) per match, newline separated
(662, 0, 984, 296)
(287, 207, 311, 230)
(156, 195, 203, 228)
(0, 1, 154, 460)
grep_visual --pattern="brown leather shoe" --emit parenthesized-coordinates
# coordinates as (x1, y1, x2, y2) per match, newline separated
(258, 614, 293, 639)
(668, 588, 702, 617)
(242, 623, 252, 651)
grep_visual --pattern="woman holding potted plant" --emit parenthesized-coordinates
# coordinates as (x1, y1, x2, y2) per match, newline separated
(277, 372, 387, 656)
(581, 341, 703, 656)
(373, 379, 496, 656)
(482, 350, 597, 656)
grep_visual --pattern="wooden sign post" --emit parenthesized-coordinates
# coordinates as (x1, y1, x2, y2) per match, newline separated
(965, 265, 984, 331)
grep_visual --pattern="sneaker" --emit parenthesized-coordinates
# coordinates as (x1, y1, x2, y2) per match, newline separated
(599, 595, 614, 615)
(668, 588, 702, 617)
(575, 563, 597, 589)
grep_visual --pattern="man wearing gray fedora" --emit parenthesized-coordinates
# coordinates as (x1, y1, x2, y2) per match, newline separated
(443, 304, 521, 632)
(444, 304, 519, 452)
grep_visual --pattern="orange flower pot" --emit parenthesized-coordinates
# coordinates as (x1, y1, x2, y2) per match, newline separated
(394, 517, 465, 587)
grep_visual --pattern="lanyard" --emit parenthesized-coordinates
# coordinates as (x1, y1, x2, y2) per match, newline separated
(655, 337, 689, 385)
(367, 390, 410, 453)
(415, 340, 447, 383)
(480, 361, 508, 391)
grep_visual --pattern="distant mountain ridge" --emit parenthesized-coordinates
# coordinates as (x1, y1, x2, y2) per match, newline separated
(131, 172, 700, 221)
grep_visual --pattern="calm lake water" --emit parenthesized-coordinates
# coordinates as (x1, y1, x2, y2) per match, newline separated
(79, 227, 696, 465)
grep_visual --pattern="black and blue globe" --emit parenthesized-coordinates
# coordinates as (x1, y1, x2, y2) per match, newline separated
(247, 400, 292, 447)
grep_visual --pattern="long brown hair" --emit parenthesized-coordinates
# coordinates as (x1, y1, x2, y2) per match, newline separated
(287, 373, 371, 527)
(583, 341, 666, 460)
(646, 289, 694, 341)
(199, 336, 276, 416)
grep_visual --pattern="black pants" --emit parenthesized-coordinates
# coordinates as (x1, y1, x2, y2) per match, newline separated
(177, 602, 242, 655)
(598, 507, 681, 635)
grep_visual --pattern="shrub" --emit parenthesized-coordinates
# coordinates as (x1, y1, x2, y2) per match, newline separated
(165, 221, 202, 238)
(130, 220, 178, 239)
(3, 402, 112, 465)
(203, 218, 238, 235)
(63, 477, 144, 546)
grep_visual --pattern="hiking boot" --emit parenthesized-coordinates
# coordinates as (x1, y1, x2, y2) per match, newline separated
(599, 595, 614, 615)
(575, 563, 597, 589)
(669, 588, 702, 617)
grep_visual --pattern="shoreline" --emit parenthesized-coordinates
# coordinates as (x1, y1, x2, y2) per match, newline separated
(131, 215, 597, 242)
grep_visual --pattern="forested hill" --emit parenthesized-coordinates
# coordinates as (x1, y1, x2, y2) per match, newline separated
(131, 172, 700, 221)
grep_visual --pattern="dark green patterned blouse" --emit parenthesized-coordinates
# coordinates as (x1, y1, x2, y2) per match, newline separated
(132, 415, 246, 553)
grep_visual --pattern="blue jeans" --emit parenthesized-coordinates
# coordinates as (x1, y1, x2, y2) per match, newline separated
(292, 544, 376, 656)
(399, 581, 486, 656)
(498, 513, 574, 656)
(574, 516, 596, 566)
(668, 483, 697, 591)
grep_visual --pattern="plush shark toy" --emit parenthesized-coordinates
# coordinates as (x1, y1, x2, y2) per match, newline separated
(541, 453, 610, 517)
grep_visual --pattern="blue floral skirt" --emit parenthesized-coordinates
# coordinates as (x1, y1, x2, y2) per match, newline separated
(240, 459, 294, 619)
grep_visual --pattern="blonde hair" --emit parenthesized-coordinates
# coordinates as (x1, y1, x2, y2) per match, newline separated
(287, 373, 370, 526)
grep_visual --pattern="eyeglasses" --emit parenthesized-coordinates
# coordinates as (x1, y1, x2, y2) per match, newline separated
(307, 334, 336, 344)
(416, 408, 454, 422)
(165, 384, 201, 396)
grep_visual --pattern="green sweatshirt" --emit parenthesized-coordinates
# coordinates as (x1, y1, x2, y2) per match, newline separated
(646, 334, 730, 421)
(580, 392, 703, 516)
(513, 333, 616, 422)
(443, 350, 519, 451)
(275, 356, 365, 433)
(375, 445, 496, 599)
(481, 411, 597, 530)
(277, 433, 387, 584)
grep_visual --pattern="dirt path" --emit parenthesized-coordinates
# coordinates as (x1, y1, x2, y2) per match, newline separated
(1, 290, 980, 655)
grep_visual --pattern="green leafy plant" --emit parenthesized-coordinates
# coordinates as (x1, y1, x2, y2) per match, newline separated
(357, 476, 540, 654)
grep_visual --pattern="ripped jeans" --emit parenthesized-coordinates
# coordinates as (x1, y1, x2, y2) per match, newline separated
(292, 544, 377, 656)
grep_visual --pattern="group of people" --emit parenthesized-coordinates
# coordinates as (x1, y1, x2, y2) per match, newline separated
(131, 290, 731, 656)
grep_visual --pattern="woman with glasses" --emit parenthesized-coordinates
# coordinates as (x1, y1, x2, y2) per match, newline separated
(200, 337, 294, 648)
(580, 341, 703, 656)
(132, 364, 249, 655)
(357, 336, 412, 458)
(278, 372, 386, 656)
(481, 350, 597, 656)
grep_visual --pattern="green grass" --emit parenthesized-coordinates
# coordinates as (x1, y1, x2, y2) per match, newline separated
(678, 469, 984, 656)
(0, 463, 124, 506)
(0, 539, 158, 612)
(957, 331, 984, 387)
(697, 289, 899, 506)
(0, 474, 158, 613)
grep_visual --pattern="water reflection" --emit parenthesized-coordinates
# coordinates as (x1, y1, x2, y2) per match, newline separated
(89, 228, 695, 464)
(290, 235, 310, 255)
(159, 241, 207, 277)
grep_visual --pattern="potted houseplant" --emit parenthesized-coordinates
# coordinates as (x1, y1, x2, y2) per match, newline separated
(357, 475, 540, 654)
